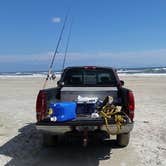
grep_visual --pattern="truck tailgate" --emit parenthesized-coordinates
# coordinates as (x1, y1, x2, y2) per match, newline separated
(61, 87, 118, 101)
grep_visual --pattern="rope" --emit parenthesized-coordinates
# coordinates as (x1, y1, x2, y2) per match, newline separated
(98, 96, 125, 134)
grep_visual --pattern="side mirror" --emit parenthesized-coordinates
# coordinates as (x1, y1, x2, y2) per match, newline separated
(57, 81, 64, 87)
(120, 80, 124, 86)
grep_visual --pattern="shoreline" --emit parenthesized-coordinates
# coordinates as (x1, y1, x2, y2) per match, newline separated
(1, 73, 166, 79)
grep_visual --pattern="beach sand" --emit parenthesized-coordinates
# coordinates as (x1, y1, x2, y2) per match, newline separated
(0, 76, 166, 166)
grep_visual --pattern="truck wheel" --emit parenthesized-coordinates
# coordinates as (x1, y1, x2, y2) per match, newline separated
(97, 130, 110, 142)
(116, 132, 130, 147)
(43, 133, 58, 146)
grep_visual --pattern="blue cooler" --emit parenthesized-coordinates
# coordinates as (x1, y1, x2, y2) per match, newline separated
(49, 102, 76, 122)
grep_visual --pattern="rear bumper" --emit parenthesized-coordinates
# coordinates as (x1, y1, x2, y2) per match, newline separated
(36, 118, 134, 135)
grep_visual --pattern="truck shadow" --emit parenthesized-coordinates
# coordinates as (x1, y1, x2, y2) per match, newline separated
(0, 123, 122, 166)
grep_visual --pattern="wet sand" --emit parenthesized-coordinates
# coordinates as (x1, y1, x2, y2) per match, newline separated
(0, 76, 166, 166)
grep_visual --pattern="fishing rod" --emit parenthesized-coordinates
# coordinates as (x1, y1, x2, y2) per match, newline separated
(62, 19, 73, 70)
(42, 13, 68, 89)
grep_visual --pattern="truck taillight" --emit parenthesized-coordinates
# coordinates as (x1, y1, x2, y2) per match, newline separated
(36, 90, 47, 121)
(128, 91, 135, 121)
(84, 66, 96, 69)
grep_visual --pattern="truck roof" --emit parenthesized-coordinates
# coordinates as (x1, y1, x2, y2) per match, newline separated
(64, 66, 116, 71)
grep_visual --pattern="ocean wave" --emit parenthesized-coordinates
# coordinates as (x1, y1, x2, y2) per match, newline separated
(0, 72, 62, 78)
(118, 73, 166, 77)
(117, 67, 166, 74)
(0, 67, 166, 78)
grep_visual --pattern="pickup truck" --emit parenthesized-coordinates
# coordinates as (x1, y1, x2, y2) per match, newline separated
(36, 66, 135, 147)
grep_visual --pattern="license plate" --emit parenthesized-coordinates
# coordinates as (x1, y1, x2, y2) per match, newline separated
(76, 126, 97, 131)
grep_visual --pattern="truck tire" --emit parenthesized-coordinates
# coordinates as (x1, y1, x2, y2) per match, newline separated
(43, 133, 58, 146)
(95, 130, 110, 142)
(116, 132, 130, 147)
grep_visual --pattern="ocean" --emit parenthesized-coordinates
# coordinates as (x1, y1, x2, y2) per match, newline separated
(117, 67, 166, 76)
(0, 67, 166, 78)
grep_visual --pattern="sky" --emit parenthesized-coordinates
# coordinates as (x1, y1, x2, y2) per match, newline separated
(0, 0, 166, 71)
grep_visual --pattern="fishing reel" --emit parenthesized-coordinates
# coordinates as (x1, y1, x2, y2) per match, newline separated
(46, 73, 56, 80)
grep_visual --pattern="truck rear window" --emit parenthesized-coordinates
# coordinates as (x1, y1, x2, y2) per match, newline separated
(62, 68, 117, 86)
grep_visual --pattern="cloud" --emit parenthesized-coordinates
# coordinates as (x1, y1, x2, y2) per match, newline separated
(0, 52, 53, 63)
(63, 49, 166, 68)
(0, 52, 54, 71)
(0, 49, 166, 71)
(52, 17, 61, 23)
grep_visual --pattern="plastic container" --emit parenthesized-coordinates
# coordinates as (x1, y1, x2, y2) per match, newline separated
(49, 102, 76, 122)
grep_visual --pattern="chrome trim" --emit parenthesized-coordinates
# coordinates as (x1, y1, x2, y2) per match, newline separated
(61, 87, 118, 91)
(101, 123, 134, 134)
(36, 123, 133, 135)
(36, 125, 71, 134)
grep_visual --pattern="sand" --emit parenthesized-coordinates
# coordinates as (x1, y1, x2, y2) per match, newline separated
(0, 76, 166, 166)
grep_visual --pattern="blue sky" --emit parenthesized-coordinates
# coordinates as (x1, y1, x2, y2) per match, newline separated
(0, 0, 166, 71)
